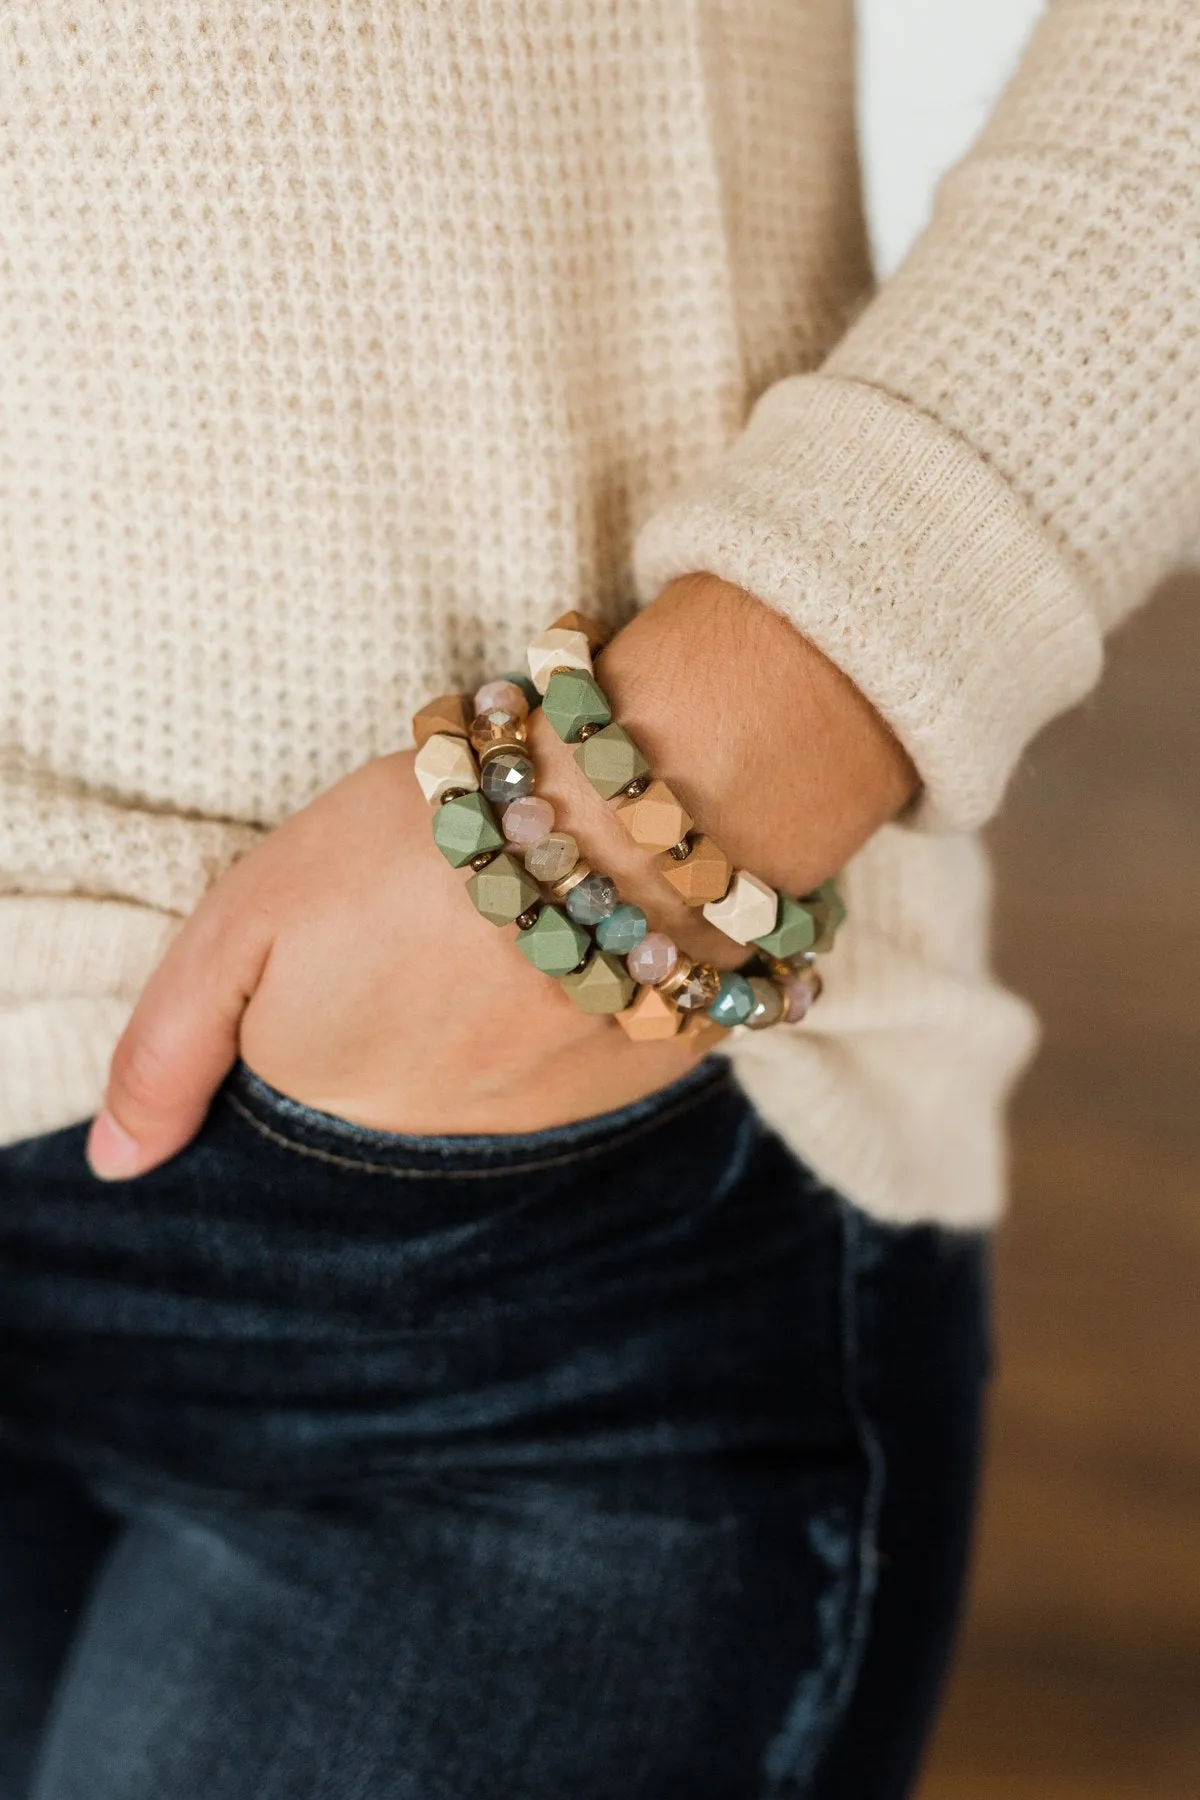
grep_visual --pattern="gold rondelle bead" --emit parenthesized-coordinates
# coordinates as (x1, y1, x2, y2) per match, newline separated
(667, 837, 692, 862)
(576, 721, 603, 741)
(515, 906, 542, 931)
(654, 955, 696, 1003)
(469, 850, 500, 872)
(438, 786, 472, 805)
(619, 775, 651, 800)
(549, 861, 593, 901)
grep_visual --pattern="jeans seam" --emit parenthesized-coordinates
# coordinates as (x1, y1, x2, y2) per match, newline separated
(222, 1073, 735, 1181)
(761, 1201, 887, 1797)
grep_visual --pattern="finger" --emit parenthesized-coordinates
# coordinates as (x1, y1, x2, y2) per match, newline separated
(86, 898, 273, 1180)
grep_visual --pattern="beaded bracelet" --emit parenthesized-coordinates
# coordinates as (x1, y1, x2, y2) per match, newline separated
(411, 622, 830, 1041)
(526, 611, 846, 1019)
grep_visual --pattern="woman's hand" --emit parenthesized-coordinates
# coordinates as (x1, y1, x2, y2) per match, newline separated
(86, 575, 917, 1181)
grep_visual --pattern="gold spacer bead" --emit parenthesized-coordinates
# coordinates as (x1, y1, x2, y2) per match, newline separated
(515, 906, 542, 931)
(469, 850, 500, 872)
(476, 727, 529, 764)
(666, 836, 692, 862)
(549, 860, 592, 901)
(576, 720, 603, 741)
(438, 786, 472, 806)
(618, 774, 651, 800)
(654, 955, 696, 1003)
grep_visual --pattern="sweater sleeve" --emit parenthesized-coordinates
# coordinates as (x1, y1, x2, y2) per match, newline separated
(633, 0, 1200, 832)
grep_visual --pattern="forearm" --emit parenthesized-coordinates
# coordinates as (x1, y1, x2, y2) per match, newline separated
(526, 575, 917, 967)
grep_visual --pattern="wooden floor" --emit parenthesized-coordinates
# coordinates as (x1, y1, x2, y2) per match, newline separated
(918, 573, 1200, 1800)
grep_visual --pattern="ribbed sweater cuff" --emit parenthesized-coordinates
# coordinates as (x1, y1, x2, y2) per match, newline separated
(632, 373, 1103, 833)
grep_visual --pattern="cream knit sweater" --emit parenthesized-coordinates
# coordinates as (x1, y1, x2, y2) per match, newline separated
(1, 2, 1196, 1224)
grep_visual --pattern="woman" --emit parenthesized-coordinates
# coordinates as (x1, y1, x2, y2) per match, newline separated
(1, 3, 1196, 1795)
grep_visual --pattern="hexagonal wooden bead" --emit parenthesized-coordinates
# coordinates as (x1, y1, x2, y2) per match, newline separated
(560, 951, 636, 1015)
(549, 610, 612, 651)
(431, 792, 505, 869)
(573, 723, 649, 799)
(702, 869, 779, 946)
(658, 834, 732, 907)
(527, 627, 593, 695)
(541, 668, 612, 742)
(466, 852, 541, 926)
(411, 693, 470, 748)
(413, 732, 479, 804)
(613, 983, 682, 1041)
(753, 894, 817, 960)
(614, 779, 693, 855)
(802, 879, 848, 953)
(514, 904, 591, 977)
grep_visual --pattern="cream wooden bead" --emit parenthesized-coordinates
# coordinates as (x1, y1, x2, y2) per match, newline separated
(413, 732, 480, 804)
(527, 627, 593, 695)
(702, 868, 778, 945)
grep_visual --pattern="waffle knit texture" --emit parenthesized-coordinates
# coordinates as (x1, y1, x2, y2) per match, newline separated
(1, 2, 1197, 1224)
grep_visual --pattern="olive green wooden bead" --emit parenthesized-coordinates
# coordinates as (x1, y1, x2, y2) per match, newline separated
(514, 904, 591, 976)
(466, 852, 541, 926)
(542, 668, 613, 742)
(753, 893, 817, 960)
(573, 723, 649, 800)
(560, 950, 636, 1015)
(431, 791, 505, 868)
(802, 879, 848, 953)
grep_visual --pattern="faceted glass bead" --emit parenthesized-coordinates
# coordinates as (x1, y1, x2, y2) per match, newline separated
(524, 831, 579, 883)
(514, 904, 591, 977)
(744, 976, 784, 1031)
(614, 984, 682, 1042)
(470, 709, 525, 755)
(706, 971, 756, 1027)
(673, 963, 721, 1012)
(753, 894, 817, 960)
(627, 931, 678, 985)
(560, 951, 637, 1016)
(431, 792, 504, 868)
(573, 723, 650, 800)
(499, 670, 542, 711)
(502, 795, 555, 845)
(564, 871, 620, 926)
(466, 852, 541, 926)
(480, 750, 535, 807)
(541, 668, 613, 742)
(782, 968, 821, 1024)
(473, 678, 530, 721)
(594, 902, 648, 954)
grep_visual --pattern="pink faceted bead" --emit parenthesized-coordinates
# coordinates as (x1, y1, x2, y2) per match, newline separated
(474, 679, 530, 721)
(502, 795, 555, 845)
(782, 972, 816, 1024)
(627, 931, 679, 986)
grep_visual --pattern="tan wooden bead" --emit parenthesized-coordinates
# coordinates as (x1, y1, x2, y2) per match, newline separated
(614, 779, 694, 855)
(412, 693, 470, 748)
(549, 610, 612, 652)
(413, 732, 479, 803)
(613, 984, 682, 1042)
(658, 834, 732, 907)
(702, 869, 779, 946)
(527, 627, 593, 694)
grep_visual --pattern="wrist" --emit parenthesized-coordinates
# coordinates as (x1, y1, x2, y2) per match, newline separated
(593, 574, 918, 897)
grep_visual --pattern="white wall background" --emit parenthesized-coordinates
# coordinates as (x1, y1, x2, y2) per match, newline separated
(859, 0, 1045, 277)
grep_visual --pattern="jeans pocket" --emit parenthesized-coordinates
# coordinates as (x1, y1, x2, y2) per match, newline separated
(217, 1053, 735, 1183)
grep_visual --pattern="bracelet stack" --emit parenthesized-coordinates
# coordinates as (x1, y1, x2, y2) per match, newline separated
(412, 611, 845, 1046)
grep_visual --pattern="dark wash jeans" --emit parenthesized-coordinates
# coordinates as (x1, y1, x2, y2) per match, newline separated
(0, 1056, 988, 1800)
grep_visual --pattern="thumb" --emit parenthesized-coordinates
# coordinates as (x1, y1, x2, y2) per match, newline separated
(86, 899, 273, 1180)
